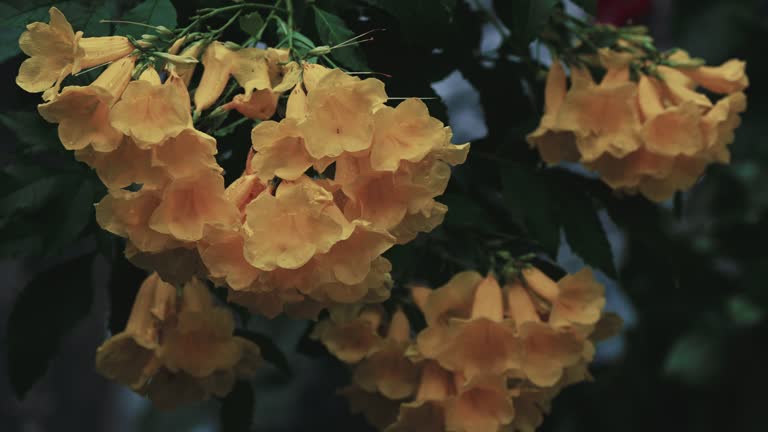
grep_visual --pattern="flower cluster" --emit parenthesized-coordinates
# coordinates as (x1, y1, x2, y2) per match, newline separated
(528, 49, 748, 201)
(314, 266, 620, 431)
(18, 8, 469, 405)
(198, 63, 470, 318)
(95, 273, 261, 409)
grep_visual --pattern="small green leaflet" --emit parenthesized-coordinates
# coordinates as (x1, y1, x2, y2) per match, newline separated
(312, 6, 368, 71)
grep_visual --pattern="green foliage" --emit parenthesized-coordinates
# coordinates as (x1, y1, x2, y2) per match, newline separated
(363, 0, 457, 45)
(6, 253, 95, 398)
(312, 6, 368, 70)
(115, 0, 177, 37)
(238, 11, 264, 37)
(495, 0, 559, 52)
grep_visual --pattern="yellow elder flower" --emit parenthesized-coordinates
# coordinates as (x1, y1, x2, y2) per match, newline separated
(95, 189, 179, 253)
(222, 89, 279, 120)
(242, 177, 353, 271)
(149, 171, 240, 242)
(555, 67, 642, 162)
(249, 119, 313, 181)
(16, 7, 134, 98)
(416, 275, 521, 380)
(339, 384, 402, 430)
(109, 72, 192, 147)
(37, 56, 135, 152)
(299, 68, 387, 158)
(353, 309, 421, 399)
(151, 128, 221, 179)
(529, 52, 748, 201)
(370, 98, 451, 172)
(311, 305, 385, 363)
(199, 229, 261, 291)
(522, 267, 606, 327)
(96, 275, 261, 409)
(75, 136, 169, 190)
(444, 374, 516, 432)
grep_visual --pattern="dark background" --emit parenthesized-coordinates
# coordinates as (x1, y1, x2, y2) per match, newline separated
(2, 0, 768, 431)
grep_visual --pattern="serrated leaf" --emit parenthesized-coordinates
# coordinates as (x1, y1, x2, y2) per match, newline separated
(560, 187, 617, 277)
(495, 0, 558, 51)
(0, 1, 114, 62)
(115, 0, 177, 38)
(6, 253, 95, 399)
(501, 163, 560, 257)
(313, 6, 368, 70)
(234, 329, 292, 376)
(219, 381, 255, 432)
(239, 11, 264, 37)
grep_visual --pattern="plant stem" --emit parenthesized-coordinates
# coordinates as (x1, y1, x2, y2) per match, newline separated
(286, 0, 295, 53)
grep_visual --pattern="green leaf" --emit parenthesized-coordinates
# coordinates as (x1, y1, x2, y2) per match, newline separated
(0, 175, 77, 218)
(0, 111, 61, 155)
(115, 0, 177, 38)
(312, 6, 368, 70)
(495, 0, 558, 50)
(560, 186, 617, 277)
(6, 253, 95, 399)
(363, 0, 456, 45)
(233, 330, 292, 376)
(572, 0, 597, 15)
(219, 381, 255, 432)
(239, 11, 264, 37)
(501, 163, 561, 257)
(664, 331, 722, 386)
(0, 1, 114, 63)
(43, 179, 98, 255)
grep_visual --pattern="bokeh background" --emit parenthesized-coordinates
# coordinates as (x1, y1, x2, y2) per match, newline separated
(2, 0, 767, 431)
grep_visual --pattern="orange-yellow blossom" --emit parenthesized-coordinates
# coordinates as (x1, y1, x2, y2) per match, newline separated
(96, 274, 261, 409)
(37, 56, 135, 152)
(16, 7, 134, 99)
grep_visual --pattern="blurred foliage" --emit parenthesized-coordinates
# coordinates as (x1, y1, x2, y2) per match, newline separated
(0, 0, 767, 431)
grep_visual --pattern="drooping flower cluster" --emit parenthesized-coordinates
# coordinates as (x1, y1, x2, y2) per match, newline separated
(198, 63, 470, 318)
(95, 273, 262, 409)
(18, 7, 470, 407)
(528, 49, 748, 201)
(315, 266, 621, 431)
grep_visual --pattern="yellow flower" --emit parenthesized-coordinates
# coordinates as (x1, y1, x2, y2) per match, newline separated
(370, 98, 450, 171)
(95, 189, 178, 253)
(299, 68, 387, 158)
(527, 60, 581, 164)
(417, 275, 521, 380)
(555, 67, 642, 162)
(353, 309, 421, 399)
(386, 361, 454, 432)
(149, 171, 240, 242)
(682, 58, 749, 94)
(96, 275, 261, 409)
(75, 136, 169, 190)
(339, 384, 402, 430)
(109, 71, 192, 147)
(522, 267, 606, 327)
(199, 229, 261, 291)
(16, 7, 134, 98)
(249, 119, 313, 180)
(151, 128, 221, 179)
(222, 89, 279, 120)
(530, 52, 749, 201)
(168, 41, 204, 86)
(242, 177, 353, 271)
(311, 305, 384, 363)
(37, 56, 135, 151)
(444, 374, 516, 432)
